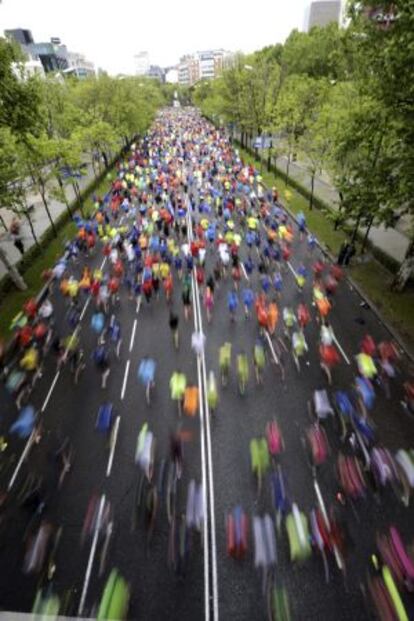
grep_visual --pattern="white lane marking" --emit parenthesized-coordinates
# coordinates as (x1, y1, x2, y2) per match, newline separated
(287, 261, 297, 279)
(129, 319, 137, 353)
(41, 370, 61, 413)
(313, 478, 330, 532)
(241, 263, 249, 281)
(9, 248, 107, 490)
(120, 359, 130, 400)
(314, 478, 344, 570)
(332, 331, 351, 365)
(136, 296, 141, 315)
(200, 349, 219, 621)
(106, 415, 120, 477)
(78, 494, 106, 616)
(8, 431, 35, 491)
(187, 204, 210, 621)
(196, 354, 211, 621)
(79, 296, 91, 321)
(264, 330, 280, 365)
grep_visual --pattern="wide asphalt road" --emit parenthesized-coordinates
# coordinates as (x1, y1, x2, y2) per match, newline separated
(0, 110, 413, 620)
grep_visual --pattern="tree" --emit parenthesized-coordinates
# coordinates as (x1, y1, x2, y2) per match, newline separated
(0, 38, 42, 139)
(271, 75, 327, 185)
(297, 93, 334, 209)
(18, 134, 60, 238)
(281, 24, 350, 81)
(347, 1, 414, 287)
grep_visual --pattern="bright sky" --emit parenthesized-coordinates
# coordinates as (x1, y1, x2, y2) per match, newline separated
(0, 0, 312, 75)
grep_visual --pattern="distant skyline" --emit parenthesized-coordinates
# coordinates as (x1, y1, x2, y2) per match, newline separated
(0, 0, 318, 75)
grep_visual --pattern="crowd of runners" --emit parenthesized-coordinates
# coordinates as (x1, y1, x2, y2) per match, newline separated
(0, 107, 413, 620)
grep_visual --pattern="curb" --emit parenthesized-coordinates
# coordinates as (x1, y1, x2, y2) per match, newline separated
(281, 198, 414, 365)
(230, 134, 414, 364)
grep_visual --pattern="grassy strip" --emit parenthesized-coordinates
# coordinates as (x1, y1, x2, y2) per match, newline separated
(0, 172, 112, 339)
(237, 144, 414, 352)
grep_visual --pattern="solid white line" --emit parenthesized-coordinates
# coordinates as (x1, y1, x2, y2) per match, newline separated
(241, 263, 249, 281)
(197, 354, 211, 621)
(106, 416, 120, 477)
(287, 261, 297, 279)
(129, 319, 138, 352)
(332, 331, 351, 365)
(200, 350, 219, 621)
(8, 431, 35, 491)
(120, 359, 130, 401)
(313, 478, 330, 532)
(188, 205, 210, 621)
(190, 220, 219, 620)
(79, 296, 91, 321)
(264, 330, 280, 365)
(41, 370, 61, 413)
(78, 494, 106, 616)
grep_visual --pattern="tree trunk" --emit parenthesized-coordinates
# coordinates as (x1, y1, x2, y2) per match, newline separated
(0, 213, 8, 232)
(56, 173, 72, 219)
(102, 151, 109, 168)
(72, 180, 85, 218)
(285, 153, 291, 187)
(309, 172, 315, 210)
(350, 212, 362, 245)
(391, 241, 414, 292)
(267, 144, 272, 172)
(334, 192, 344, 230)
(361, 215, 374, 254)
(91, 152, 98, 179)
(23, 208, 40, 248)
(0, 246, 27, 290)
(38, 179, 58, 237)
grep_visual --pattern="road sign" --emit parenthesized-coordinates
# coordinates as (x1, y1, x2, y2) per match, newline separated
(253, 136, 272, 149)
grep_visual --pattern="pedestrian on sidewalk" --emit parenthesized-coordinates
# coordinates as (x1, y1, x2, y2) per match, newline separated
(10, 217, 25, 255)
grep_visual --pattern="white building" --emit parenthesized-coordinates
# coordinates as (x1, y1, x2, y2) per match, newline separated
(12, 56, 45, 80)
(165, 68, 179, 84)
(135, 51, 150, 76)
(65, 51, 95, 77)
(178, 49, 234, 86)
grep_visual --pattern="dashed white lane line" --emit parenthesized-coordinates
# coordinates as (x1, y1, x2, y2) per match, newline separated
(129, 319, 138, 353)
(332, 331, 351, 365)
(8, 431, 36, 491)
(241, 263, 249, 281)
(78, 493, 106, 616)
(287, 260, 298, 279)
(106, 415, 121, 477)
(41, 370, 61, 413)
(120, 359, 131, 401)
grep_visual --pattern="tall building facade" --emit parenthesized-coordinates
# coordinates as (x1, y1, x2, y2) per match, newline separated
(4, 28, 34, 45)
(178, 49, 234, 86)
(307, 0, 341, 30)
(4, 29, 94, 76)
(134, 51, 150, 76)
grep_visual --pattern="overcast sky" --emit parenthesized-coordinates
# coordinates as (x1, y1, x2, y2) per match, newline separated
(0, 0, 312, 74)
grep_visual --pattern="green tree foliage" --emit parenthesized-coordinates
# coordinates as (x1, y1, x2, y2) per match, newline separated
(192, 5, 414, 288)
(0, 35, 168, 282)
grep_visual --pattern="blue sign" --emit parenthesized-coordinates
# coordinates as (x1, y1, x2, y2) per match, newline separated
(253, 136, 272, 149)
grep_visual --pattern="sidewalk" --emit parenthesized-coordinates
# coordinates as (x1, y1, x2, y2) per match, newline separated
(0, 162, 95, 279)
(236, 132, 411, 264)
(274, 155, 410, 264)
